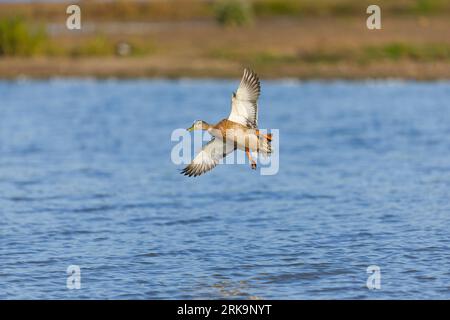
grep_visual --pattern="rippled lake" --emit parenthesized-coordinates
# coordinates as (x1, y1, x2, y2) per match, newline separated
(1, 79, 450, 299)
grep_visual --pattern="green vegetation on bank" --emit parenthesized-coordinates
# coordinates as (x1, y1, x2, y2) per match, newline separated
(0, 17, 155, 57)
(68, 36, 156, 57)
(215, 1, 253, 26)
(209, 43, 450, 67)
(252, 0, 450, 17)
(0, 17, 47, 56)
(362, 43, 450, 62)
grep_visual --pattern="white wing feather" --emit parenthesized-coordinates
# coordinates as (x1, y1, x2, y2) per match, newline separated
(181, 138, 235, 177)
(228, 68, 261, 128)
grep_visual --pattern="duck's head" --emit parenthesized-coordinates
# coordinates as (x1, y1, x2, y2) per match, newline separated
(187, 120, 210, 131)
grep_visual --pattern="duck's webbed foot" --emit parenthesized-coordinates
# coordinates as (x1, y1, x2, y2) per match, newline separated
(246, 148, 257, 170)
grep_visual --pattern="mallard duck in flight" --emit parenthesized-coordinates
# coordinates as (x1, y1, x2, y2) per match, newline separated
(182, 68, 272, 177)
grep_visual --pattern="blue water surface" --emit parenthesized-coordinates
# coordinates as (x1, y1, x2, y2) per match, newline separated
(1, 79, 450, 299)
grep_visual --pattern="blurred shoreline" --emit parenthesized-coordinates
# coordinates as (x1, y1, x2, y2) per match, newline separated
(1, 0, 449, 79)
(1, 56, 450, 80)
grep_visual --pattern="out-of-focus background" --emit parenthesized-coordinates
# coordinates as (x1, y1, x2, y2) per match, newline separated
(0, 0, 450, 79)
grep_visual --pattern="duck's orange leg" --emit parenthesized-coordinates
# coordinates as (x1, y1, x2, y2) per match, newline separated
(255, 130, 272, 141)
(245, 148, 257, 170)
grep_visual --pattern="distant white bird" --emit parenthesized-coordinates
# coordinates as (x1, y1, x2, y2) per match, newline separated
(182, 68, 272, 177)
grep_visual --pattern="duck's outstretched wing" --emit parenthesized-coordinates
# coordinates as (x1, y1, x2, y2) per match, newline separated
(228, 68, 261, 129)
(181, 138, 235, 177)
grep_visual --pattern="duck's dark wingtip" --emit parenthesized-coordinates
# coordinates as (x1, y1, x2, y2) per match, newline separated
(180, 166, 196, 177)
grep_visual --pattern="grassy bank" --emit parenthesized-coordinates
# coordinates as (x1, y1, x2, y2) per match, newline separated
(0, 0, 450, 79)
